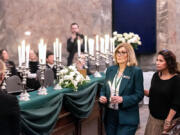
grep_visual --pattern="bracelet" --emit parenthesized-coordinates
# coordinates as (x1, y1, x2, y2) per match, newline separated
(165, 119, 172, 126)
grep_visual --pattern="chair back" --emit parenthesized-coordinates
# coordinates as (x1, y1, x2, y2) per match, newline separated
(6, 75, 22, 93)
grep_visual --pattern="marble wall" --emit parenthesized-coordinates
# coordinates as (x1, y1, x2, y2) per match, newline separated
(139, 0, 180, 71)
(0, 0, 180, 70)
(0, 0, 112, 65)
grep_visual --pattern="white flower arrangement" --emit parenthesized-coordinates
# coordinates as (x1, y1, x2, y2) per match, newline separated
(58, 65, 90, 91)
(113, 31, 142, 49)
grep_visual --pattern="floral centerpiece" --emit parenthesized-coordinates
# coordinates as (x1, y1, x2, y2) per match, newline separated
(113, 31, 142, 49)
(58, 65, 90, 91)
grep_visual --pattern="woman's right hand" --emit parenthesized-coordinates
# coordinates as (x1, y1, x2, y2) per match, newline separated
(99, 96, 107, 104)
(144, 89, 149, 97)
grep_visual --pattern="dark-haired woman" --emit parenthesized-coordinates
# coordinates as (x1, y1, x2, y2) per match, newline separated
(0, 49, 17, 76)
(144, 49, 180, 135)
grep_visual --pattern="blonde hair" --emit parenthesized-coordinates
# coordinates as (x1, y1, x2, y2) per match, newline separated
(114, 43, 138, 66)
(0, 60, 6, 74)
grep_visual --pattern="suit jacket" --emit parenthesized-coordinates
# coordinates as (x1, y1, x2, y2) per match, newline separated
(100, 65, 144, 125)
(0, 90, 21, 135)
(46, 64, 57, 79)
(67, 35, 85, 66)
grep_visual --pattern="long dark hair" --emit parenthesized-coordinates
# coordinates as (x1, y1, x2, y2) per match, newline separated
(158, 49, 180, 74)
(0, 49, 7, 61)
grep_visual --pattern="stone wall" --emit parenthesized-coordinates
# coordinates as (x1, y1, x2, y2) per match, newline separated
(139, 0, 180, 71)
(0, 0, 112, 65)
(0, 0, 180, 71)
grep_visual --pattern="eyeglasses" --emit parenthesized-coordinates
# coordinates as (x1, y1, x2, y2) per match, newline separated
(116, 51, 127, 56)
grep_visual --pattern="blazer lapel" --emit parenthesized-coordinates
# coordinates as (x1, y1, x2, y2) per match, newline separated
(109, 65, 118, 83)
(119, 66, 132, 95)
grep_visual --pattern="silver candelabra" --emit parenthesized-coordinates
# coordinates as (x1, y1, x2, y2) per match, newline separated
(19, 63, 30, 101)
(38, 64, 48, 95)
(54, 58, 63, 90)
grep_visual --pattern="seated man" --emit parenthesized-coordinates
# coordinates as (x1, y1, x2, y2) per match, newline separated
(46, 51, 57, 79)
(0, 60, 21, 135)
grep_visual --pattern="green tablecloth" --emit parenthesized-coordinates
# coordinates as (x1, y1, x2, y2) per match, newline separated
(19, 75, 105, 135)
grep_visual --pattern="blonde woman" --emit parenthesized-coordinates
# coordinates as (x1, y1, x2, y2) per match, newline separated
(99, 43, 144, 135)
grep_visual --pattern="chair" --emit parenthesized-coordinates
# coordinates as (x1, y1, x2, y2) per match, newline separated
(37, 68, 54, 87)
(6, 75, 23, 94)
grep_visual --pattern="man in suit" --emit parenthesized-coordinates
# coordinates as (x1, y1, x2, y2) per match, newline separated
(67, 22, 84, 66)
(0, 60, 21, 135)
(46, 51, 57, 79)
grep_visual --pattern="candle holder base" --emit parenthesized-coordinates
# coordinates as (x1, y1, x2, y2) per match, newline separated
(38, 87, 48, 95)
(54, 84, 62, 90)
(94, 71, 102, 78)
(19, 91, 30, 101)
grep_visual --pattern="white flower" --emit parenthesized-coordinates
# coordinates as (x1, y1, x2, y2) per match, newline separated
(123, 33, 128, 37)
(64, 75, 73, 80)
(58, 65, 89, 91)
(60, 68, 68, 75)
(69, 65, 77, 71)
(70, 71, 76, 77)
(138, 41, 142, 45)
(113, 31, 118, 36)
(86, 76, 90, 81)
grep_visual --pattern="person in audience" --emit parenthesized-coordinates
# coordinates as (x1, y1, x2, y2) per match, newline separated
(26, 50, 40, 90)
(99, 43, 144, 135)
(67, 22, 84, 66)
(144, 49, 180, 135)
(0, 60, 21, 135)
(46, 51, 57, 79)
(0, 49, 17, 76)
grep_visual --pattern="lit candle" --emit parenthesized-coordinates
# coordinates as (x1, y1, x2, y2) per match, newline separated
(110, 38, 113, 53)
(96, 35, 99, 51)
(59, 43, 62, 62)
(77, 39, 81, 57)
(56, 38, 59, 59)
(18, 45, 22, 67)
(22, 40, 26, 63)
(26, 45, 30, 68)
(105, 34, 110, 54)
(43, 44, 47, 64)
(53, 42, 56, 61)
(88, 39, 94, 56)
(84, 36, 88, 53)
(100, 37, 105, 54)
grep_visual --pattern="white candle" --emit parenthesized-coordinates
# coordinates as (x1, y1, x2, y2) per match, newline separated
(100, 37, 105, 54)
(26, 45, 30, 68)
(43, 44, 47, 64)
(77, 39, 81, 57)
(110, 38, 113, 53)
(96, 35, 99, 51)
(105, 34, 110, 54)
(53, 42, 56, 61)
(22, 40, 26, 63)
(56, 38, 59, 59)
(59, 43, 62, 62)
(88, 39, 95, 56)
(18, 46, 22, 67)
(112, 38, 115, 53)
(84, 36, 88, 53)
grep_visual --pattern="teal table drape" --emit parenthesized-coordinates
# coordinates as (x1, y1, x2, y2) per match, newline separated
(18, 75, 105, 135)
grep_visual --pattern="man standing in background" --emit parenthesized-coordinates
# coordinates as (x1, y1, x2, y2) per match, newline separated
(67, 22, 84, 66)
